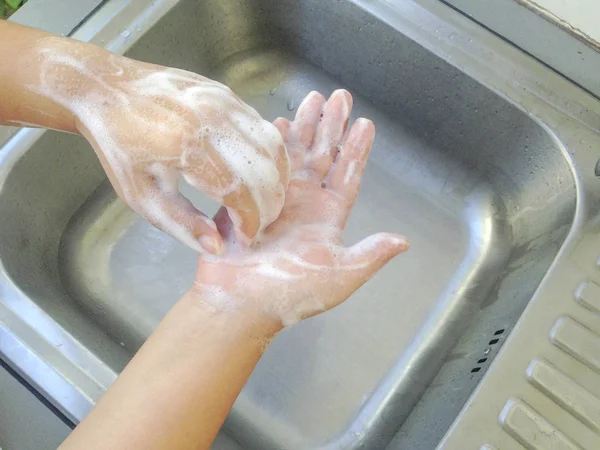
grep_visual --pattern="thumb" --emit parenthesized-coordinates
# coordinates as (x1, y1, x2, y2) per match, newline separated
(136, 192, 223, 255)
(339, 233, 409, 295)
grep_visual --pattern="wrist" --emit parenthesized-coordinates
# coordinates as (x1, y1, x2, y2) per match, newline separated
(180, 286, 283, 343)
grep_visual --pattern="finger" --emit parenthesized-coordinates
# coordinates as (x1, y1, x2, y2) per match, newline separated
(271, 119, 291, 192)
(221, 178, 285, 247)
(289, 91, 326, 171)
(222, 184, 261, 246)
(182, 169, 261, 247)
(327, 118, 375, 206)
(137, 188, 223, 255)
(306, 89, 353, 179)
(182, 133, 280, 246)
(335, 233, 409, 301)
(218, 119, 287, 243)
(213, 206, 236, 242)
(273, 117, 291, 143)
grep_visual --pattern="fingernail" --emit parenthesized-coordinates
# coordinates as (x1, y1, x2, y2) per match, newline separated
(200, 236, 221, 255)
(392, 236, 410, 251)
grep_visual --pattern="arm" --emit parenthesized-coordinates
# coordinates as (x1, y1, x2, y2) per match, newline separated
(0, 21, 289, 251)
(59, 291, 276, 450)
(0, 21, 79, 132)
(59, 90, 409, 450)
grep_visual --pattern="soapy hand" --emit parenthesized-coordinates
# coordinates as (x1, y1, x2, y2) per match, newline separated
(192, 90, 409, 328)
(33, 37, 289, 254)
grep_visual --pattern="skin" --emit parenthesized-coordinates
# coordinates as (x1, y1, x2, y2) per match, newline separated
(0, 21, 289, 253)
(59, 90, 409, 450)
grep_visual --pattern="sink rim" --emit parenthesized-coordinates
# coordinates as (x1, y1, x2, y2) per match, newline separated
(0, 0, 599, 446)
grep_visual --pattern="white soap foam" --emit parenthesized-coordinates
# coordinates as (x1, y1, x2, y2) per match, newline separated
(193, 217, 396, 327)
(192, 283, 238, 312)
(343, 160, 357, 185)
(32, 38, 287, 251)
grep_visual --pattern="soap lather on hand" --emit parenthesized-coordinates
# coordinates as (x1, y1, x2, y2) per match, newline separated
(34, 37, 290, 254)
(1, 21, 290, 255)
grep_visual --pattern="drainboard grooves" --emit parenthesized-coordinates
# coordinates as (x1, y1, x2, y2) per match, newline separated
(499, 398, 582, 450)
(550, 317, 600, 373)
(576, 281, 600, 313)
(526, 358, 600, 432)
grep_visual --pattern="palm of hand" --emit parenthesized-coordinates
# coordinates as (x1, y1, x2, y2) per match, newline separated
(193, 90, 408, 328)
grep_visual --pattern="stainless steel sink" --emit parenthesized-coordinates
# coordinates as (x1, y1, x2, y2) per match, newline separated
(1, 0, 599, 449)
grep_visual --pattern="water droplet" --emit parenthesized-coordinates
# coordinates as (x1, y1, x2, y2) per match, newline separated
(120, 29, 131, 38)
(484, 348, 491, 355)
(287, 99, 295, 111)
(269, 87, 276, 95)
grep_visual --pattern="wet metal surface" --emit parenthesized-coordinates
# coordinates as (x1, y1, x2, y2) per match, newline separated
(1, 0, 596, 449)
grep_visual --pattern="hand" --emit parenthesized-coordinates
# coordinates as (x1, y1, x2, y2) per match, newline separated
(33, 37, 289, 254)
(191, 90, 409, 329)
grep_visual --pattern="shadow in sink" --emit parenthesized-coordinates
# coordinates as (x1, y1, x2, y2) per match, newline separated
(0, 0, 576, 449)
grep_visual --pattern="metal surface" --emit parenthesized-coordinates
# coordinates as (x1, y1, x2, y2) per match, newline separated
(515, 0, 600, 52)
(10, 0, 107, 36)
(0, 0, 599, 449)
(442, 0, 600, 99)
(0, 363, 71, 450)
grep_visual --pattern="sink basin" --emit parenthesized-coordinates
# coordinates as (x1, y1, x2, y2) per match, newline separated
(0, 0, 587, 449)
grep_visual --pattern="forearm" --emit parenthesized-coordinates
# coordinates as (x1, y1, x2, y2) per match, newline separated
(59, 290, 278, 450)
(0, 21, 76, 131)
